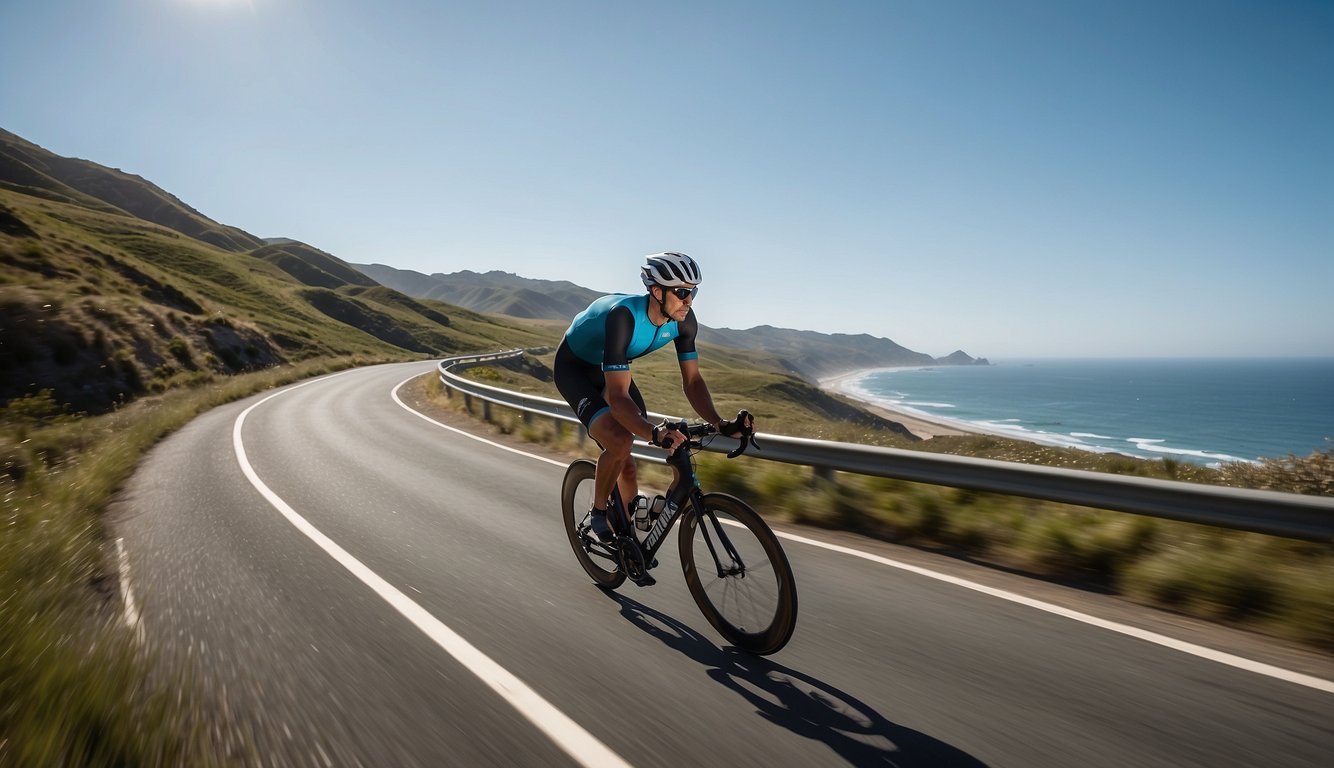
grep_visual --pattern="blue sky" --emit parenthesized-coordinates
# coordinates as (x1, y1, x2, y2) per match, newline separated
(3, 0, 1331, 358)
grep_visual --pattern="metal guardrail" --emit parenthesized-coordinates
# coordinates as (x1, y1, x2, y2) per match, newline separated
(438, 351, 1334, 542)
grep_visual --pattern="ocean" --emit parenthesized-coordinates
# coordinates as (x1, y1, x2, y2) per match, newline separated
(834, 358, 1334, 465)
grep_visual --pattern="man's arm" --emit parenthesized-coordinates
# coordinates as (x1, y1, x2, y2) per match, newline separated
(671, 308, 723, 427)
(603, 369, 657, 441)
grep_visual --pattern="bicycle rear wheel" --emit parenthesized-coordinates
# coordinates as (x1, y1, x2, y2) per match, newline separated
(561, 459, 626, 589)
(679, 493, 797, 655)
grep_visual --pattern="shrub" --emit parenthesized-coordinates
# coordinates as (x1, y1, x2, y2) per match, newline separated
(783, 486, 842, 528)
(1218, 450, 1333, 496)
(168, 338, 194, 367)
(695, 454, 749, 497)
(1023, 517, 1085, 577)
(1275, 565, 1334, 651)
(891, 490, 947, 540)
(1124, 546, 1280, 621)
(752, 463, 807, 502)
(3, 390, 65, 423)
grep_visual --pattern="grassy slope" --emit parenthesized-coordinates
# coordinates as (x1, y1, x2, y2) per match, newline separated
(0, 188, 550, 414)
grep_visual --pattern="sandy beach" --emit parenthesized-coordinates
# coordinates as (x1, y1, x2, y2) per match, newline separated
(819, 368, 984, 440)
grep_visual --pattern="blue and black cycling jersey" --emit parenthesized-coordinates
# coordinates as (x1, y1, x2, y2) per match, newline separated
(562, 293, 698, 371)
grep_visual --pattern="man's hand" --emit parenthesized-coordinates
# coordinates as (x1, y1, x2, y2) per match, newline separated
(652, 422, 687, 452)
(719, 409, 755, 438)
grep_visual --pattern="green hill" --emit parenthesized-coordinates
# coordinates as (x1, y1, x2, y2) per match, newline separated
(0, 128, 263, 252)
(0, 129, 551, 415)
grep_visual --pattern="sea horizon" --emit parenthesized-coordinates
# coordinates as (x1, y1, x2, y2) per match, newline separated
(829, 357, 1334, 465)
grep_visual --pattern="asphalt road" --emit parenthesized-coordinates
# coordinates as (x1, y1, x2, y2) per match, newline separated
(113, 361, 1334, 767)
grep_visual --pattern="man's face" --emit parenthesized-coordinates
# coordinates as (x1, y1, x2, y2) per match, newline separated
(659, 284, 697, 321)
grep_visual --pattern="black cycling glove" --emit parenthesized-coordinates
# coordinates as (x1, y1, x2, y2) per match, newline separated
(719, 409, 753, 438)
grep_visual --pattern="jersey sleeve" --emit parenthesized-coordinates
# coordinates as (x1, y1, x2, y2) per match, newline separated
(674, 309, 699, 362)
(602, 305, 635, 372)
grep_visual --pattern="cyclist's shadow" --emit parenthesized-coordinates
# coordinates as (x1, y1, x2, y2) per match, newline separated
(600, 589, 987, 767)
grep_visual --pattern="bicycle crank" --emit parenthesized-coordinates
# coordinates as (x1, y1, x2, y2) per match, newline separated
(616, 536, 657, 587)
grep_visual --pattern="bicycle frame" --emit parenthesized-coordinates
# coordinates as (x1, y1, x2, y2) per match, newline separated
(601, 433, 748, 580)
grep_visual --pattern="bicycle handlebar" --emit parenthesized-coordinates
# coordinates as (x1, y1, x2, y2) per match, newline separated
(656, 409, 760, 459)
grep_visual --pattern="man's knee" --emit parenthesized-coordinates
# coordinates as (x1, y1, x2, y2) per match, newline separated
(592, 420, 634, 456)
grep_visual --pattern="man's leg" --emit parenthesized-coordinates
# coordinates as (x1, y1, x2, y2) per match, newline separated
(588, 414, 637, 530)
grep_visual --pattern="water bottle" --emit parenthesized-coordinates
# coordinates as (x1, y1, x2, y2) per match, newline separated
(649, 495, 668, 524)
(632, 495, 652, 531)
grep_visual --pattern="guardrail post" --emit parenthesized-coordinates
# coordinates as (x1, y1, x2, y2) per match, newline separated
(463, 393, 473, 414)
(812, 465, 834, 486)
(483, 400, 492, 421)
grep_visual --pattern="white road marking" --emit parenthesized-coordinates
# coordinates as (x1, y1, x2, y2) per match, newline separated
(774, 530, 1334, 694)
(235, 375, 632, 768)
(390, 376, 567, 467)
(392, 371, 1334, 695)
(116, 537, 146, 646)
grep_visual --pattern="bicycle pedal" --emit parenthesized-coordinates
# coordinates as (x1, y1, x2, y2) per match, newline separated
(630, 572, 657, 588)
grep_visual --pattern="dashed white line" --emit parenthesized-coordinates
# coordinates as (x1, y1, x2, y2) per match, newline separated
(236, 374, 632, 768)
(116, 537, 146, 646)
(391, 370, 1334, 695)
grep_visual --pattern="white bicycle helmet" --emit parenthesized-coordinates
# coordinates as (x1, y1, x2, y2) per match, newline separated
(640, 252, 702, 288)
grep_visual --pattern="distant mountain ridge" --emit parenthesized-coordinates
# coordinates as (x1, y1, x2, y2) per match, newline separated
(352, 263, 602, 321)
(349, 262, 989, 380)
(697, 325, 938, 379)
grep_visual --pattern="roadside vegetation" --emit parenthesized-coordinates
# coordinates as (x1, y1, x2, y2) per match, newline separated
(449, 356, 1334, 653)
(0, 357, 407, 767)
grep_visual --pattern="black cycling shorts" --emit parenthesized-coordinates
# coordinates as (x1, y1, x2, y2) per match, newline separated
(554, 339, 647, 431)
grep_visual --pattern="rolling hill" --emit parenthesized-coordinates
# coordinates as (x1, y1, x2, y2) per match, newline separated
(1, 124, 981, 425)
(352, 263, 604, 321)
(0, 128, 551, 414)
(351, 262, 989, 381)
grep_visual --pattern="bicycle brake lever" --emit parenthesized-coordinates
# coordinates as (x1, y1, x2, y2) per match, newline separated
(726, 433, 749, 459)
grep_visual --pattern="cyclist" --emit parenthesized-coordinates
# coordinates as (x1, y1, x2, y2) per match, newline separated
(554, 252, 753, 541)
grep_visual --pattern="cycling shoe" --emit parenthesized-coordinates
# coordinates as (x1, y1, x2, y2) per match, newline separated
(588, 509, 615, 543)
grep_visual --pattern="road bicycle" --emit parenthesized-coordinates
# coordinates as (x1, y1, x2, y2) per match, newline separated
(561, 414, 798, 655)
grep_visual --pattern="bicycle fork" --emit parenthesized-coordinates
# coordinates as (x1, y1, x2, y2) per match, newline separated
(692, 492, 747, 579)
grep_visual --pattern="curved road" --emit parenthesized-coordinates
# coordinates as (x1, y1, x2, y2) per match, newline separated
(114, 361, 1333, 767)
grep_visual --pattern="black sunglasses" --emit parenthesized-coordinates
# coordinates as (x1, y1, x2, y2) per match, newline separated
(662, 286, 698, 300)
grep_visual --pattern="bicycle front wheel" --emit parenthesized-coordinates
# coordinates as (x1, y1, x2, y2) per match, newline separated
(561, 459, 626, 589)
(679, 493, 797, 655)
